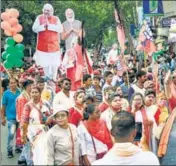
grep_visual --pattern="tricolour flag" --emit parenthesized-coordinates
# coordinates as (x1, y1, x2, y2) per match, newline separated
(136, 21, 156, 56)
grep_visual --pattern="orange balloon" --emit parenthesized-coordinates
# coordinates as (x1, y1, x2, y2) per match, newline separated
(11, 27, 17, 35)
(13, 24, 23, 32)
(1, 12, 10, 21)
(9, 18, 18, 25)
(1, 21, 11, 30)
(4, 30, 13, 36)
(8, 8, 19, 18)
(13, 34, 23, 43)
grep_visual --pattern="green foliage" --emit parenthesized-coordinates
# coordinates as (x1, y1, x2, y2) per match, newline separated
(103, 28, 117, 47)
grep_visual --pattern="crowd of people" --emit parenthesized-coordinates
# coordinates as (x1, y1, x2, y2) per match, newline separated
(1, 54, 176, 165)
(1, 2, 176, 166)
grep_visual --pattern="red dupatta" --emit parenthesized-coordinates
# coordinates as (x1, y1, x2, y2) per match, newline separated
(83, 120, 113, 150)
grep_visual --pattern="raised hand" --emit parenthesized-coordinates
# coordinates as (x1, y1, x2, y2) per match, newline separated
(164, 70, 171, 85)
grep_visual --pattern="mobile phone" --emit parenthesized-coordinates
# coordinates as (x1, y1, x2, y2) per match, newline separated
(134, 122, 142, 141)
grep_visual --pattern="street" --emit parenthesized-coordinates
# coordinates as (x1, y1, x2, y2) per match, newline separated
(1, 125, 19, 165)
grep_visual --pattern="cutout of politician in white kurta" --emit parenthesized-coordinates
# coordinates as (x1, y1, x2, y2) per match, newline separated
(32, 4, 63, 81)
(62, 9, 93, 91)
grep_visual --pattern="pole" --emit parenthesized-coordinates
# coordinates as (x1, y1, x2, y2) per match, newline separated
(114, 0, 130, 88)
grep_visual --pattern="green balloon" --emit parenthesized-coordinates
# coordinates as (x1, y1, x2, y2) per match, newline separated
(15, 44, 25, 52)
(13, 58, 22, 63)
(14, 60, 24, 67)
(6, 37, 15, 46)
(16, 51, 24, 58)
(2, 51, 8, 60)
(4, 44, 10, 50)
(6, 54, 17, 61)
(3, 60, 14, 69)
(6, 46, 16, 54)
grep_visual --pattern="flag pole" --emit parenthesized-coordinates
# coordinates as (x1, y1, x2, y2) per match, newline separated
(114, 0, 130, 88)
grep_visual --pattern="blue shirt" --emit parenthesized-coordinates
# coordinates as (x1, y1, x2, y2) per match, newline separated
(2, 89, 20, 120)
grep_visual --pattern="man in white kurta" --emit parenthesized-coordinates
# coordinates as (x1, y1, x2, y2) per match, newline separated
(92, 111, 160, 165)
(106, 43, 118, 65)
(32, 4, 63, 81)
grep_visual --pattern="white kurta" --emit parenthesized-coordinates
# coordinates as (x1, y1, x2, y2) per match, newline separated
(101, 108, 115, 131)
(106, 49, 117, 65)
(131, 84, 146, 96)
(62, 20, 82, 50)
(135, 105, 158, 153)
(53, 91, 74, 110)
(32, 15, 63, 68)
(92, 143, 160, 165)
(77, 122, 108, 164)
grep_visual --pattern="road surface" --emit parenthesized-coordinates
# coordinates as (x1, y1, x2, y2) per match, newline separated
(1, 125, 19, 165)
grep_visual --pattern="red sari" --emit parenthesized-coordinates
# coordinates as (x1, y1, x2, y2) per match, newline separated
(83, 119, 113, 150)
(69, 107, 83, 127)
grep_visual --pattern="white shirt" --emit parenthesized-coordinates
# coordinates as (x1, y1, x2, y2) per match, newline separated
(107, 49, 117, 65)
(92, 143, 160, 165)
(53, 91, 74, 110)
(135, 105, 158, 133)
(131, 84, 145, 96)
(77, 122, 108, 164)
(101, 108, 115, 131)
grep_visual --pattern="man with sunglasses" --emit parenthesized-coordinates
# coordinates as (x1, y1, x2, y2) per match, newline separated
(164, 70, 176, 112)
(53, 78, 74, 110)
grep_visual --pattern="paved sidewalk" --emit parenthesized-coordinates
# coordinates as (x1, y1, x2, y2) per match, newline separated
(1, 126, 19, 165)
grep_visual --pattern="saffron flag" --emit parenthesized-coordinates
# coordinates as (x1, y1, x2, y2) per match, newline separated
(143, 0, 164, 16)
(114, 9, 126, 53)
(136, 21, 156, 56)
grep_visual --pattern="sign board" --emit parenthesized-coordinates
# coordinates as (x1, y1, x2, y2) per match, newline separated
(161, 18, 171, 27)
(143, 0, 164, 16)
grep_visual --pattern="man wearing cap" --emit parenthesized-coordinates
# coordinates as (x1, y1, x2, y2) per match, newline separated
(16, 79, 34, 165)
(32, 3, 63, 81)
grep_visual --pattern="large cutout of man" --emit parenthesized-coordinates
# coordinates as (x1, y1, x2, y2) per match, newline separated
(32, 4, 63, 81)
(61, 8, 82, 51)
(62, 8, 92, 91)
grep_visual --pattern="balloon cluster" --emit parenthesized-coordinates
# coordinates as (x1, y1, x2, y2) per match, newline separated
(2, 37, 24, 69)
(1, 8, 23, 43)
(1, 8, 25, 69)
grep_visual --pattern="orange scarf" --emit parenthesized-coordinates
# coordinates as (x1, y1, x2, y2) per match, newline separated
(158, 108, 176, 157)
(140, 108, 152, 149)
(111, 143, 142, 157)
(83, 120, 113, 150)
